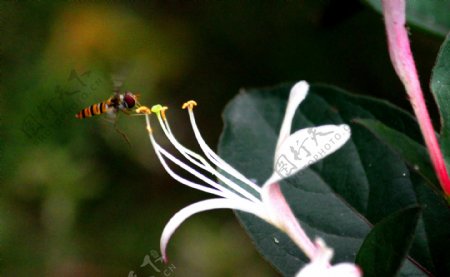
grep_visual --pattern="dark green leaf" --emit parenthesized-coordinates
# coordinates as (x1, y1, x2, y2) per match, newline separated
(411, 171, 450, 275)
(355, 118, 438, 188)
(431, 34, 450, 165)
(365, 0, 450, 37)
(356, 206, 422, 277)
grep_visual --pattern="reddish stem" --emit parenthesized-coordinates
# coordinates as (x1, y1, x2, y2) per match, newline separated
(382, 0, 450, 198)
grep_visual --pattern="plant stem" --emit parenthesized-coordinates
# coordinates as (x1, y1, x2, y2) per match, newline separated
(382, 0, 450, 199)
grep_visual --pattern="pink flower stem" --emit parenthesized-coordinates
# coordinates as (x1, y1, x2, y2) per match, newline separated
(265, 183, 318, 259)
(382, 0, 450, 199)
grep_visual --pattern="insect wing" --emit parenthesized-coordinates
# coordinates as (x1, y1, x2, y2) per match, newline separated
(111, 65, 130, 93)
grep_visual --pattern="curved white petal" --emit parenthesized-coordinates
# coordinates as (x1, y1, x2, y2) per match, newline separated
(269, 124, 351, 183)
(160, 198, 269, 263)
(276, 81, 309, 153)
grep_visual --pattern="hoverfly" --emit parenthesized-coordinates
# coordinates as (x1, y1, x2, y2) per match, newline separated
(74, 91, 140, 119)
(75, 71, 145, 145)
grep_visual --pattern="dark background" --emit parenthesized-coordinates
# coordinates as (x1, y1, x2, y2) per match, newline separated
(0, 1, 442, 276)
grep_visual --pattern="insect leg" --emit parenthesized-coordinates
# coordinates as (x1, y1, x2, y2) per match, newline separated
(114, 113, 132, 147)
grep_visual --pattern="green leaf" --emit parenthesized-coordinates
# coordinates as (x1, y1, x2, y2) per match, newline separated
(218, 83, 450, 276)
(411, 171, 450, 275)
(431, 34, 450, 165)
(355, 118, 438, 188)
(356, 206, 422, 277)
(354, 119, 450, 275)
(364, 0, 450, 37)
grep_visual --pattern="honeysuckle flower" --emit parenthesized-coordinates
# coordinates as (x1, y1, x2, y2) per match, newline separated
(143, 81, 360, 275)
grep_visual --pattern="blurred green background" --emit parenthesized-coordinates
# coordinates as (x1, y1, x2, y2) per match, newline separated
(0, 1, 442, 276)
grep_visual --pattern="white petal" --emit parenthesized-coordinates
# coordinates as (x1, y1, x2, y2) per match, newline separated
(296, 262, 362, 277)
(270, 124, 351, 183)
(296, 238, 362, 277)
(296, 262, 329, 277)
(160, 198, 268, 262)
(276, 81, 309, 153)
(326, 263, 362, 277)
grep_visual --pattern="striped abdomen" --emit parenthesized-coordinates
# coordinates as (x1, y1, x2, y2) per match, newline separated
(75, 102, 109, 119)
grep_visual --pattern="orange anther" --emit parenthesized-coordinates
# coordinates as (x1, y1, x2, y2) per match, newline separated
(182, 100, 197, 110)
(136, 106, 152, 114)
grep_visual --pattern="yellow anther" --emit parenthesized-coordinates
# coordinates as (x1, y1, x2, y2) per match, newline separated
(150, 104, 169, 120)
(136, 106, 152, 115)
(146, 126, 152, 133)
(182, 100, 197, 110)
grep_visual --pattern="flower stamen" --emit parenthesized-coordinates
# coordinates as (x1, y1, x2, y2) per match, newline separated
(182, 100, 197, 110)
(145, 113, 245, 200)
(149, 103, 262, 203)
(136, 106, 152, 115)
(151, 105, 169, 121)
(185, 106, 263, 195)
